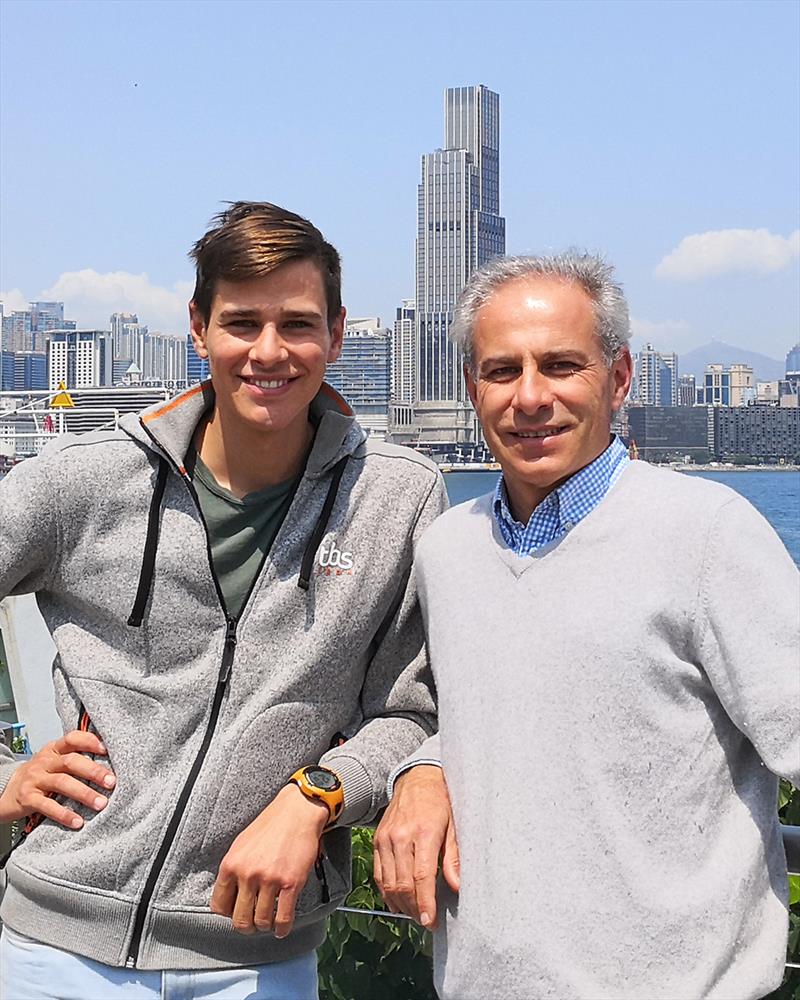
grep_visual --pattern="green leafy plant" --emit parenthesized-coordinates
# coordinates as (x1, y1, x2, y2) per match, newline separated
(765, 781, 800, 999)
(318, 827, 435, 1000)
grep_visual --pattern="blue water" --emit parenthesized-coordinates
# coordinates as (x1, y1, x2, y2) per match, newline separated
(444, 469, 800, 566)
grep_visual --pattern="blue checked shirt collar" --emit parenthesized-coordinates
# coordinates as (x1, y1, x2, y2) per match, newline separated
(492, 435, 630, 556)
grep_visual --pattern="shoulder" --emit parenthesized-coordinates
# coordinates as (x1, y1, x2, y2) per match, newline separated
(417, 491, 494, 557)
(615, 461, 743, 515)
(352, 439, 444, 498)
(7, 429, 149, 502)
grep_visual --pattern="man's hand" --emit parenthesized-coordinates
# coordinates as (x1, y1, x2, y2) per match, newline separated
(373, 764, 459, 929)
(210, 784, 329, 938)
(0, 730, 115, 828)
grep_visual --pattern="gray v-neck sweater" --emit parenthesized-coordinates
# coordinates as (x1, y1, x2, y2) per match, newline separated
(412, 461, 799, 999)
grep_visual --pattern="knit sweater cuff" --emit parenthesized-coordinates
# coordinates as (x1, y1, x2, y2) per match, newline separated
(318, 751, 374, 827)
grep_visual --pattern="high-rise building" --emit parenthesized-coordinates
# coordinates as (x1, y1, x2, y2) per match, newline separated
(677, 374, 696, 406)
(325, 319, 392, 438)
(728, 364, 755, 407)
(634, 343, 678, 406)
(0, 352, 14, 392)
(49, 331, 114, 389)
(626, 406, 711, 463)
(713, 405, 800, 462)
(391, 300, 415, 405)
(141, 331, 186, 383)
(410, 84, 506, 451)
(700, 364, 731, 406)
(786, 343, 800, 376)
(1, 302, 75, 354)
(110, 312, 142, 368)
(13, 352, 47, 391)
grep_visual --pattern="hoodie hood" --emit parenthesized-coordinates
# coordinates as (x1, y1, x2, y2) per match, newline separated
(120, 380, 365, 478)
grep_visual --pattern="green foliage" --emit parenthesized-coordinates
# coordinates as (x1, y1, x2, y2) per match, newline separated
(317, 827, 435, 1000)
(767, 782, 800, 999)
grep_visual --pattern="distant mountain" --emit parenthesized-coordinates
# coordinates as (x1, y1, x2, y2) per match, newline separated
(678, 341, 785, 383)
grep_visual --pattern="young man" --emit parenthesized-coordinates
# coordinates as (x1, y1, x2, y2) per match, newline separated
(374, 253, 799, 999)
(0, 202, 446, 999)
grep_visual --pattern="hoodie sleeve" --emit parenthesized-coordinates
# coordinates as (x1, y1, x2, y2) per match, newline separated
(0, 450, 61, 601)
(0, 452, 61, 794)
(318, 471, 448, 826)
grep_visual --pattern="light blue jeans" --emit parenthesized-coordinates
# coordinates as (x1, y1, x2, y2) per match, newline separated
(0, 927, 319, 1000)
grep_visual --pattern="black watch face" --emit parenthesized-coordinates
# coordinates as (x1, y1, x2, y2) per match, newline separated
(306, 767, 340, 791)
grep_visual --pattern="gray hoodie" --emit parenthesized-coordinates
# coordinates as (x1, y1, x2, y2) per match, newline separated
(0, 381, 447, 970)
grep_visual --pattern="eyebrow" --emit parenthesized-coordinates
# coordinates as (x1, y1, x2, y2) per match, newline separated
(478, 349, 590, 374)
(217, 307, 324, 322)
(217, 308, 259, 321)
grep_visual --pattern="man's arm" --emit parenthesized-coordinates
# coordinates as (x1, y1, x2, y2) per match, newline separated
(374, 739, 460, 929)
(698, 495, 800, 783)
(211, 470, 449, 935)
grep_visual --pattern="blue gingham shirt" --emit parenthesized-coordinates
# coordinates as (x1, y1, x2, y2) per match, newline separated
(493, 436, 630, 556)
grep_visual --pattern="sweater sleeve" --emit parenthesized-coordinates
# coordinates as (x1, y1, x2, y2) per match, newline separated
(318, 472, 448, 825)
(696, 495, 800, 784)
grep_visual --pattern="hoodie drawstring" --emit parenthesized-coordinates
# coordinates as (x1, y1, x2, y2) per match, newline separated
(128, 457, 169, 627)
(298, 456, 349, 591)
(127, 451, 348, 619)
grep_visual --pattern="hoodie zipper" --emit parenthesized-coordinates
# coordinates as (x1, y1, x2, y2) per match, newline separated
(124, 431, 326, 967)
(125, 465, 239, 968)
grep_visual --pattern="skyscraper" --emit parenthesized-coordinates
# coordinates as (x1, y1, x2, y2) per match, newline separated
(411, 84, 505, 452)
(326, 318, 392, 438)
(634, 343, 678, 406)
(49, 331, 113, 389)
(392, 300, 415, 405)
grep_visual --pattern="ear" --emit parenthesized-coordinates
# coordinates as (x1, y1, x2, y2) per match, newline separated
(465, 363, 479, 410)
(189, 302, 209, 359)
(610, 348, 633, 412)
(326, 307, 345, 365)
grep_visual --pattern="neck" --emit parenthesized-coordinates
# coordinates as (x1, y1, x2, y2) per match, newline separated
(195, 408, 312, 498)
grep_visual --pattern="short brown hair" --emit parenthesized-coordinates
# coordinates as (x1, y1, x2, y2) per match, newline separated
(189, 201, 342, 324)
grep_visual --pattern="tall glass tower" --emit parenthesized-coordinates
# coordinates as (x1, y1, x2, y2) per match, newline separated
(414, 85, 505, 448)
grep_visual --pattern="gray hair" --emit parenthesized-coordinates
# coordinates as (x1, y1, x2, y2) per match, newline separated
(450, 251, 631, 374)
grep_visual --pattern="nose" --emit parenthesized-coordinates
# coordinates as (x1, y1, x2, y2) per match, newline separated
(249, 323, 289, 368)
(513, 366, 553, 414)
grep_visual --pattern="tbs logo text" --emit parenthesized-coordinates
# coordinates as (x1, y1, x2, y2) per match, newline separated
(317, 541, 354, 575)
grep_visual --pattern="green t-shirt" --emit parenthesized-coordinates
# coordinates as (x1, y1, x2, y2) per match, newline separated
(187, 452, 296, 619)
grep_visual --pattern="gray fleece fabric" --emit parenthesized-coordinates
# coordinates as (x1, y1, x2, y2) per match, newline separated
(0, 380, 447, 970)
(403, 462, 799, 1000)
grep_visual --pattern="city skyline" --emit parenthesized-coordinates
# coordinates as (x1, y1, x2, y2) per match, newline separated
(1, 1, 798, 361)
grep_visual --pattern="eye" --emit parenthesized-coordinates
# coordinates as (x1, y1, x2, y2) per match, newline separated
(483, 366, 518, 381)
(547, 360, 581, 373)
(284, 319, 313, 329)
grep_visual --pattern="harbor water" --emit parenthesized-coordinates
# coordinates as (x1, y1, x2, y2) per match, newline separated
(444, 468, 800, 567)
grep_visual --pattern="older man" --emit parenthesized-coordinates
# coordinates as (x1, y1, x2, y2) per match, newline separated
(374, 253, 800, 1000)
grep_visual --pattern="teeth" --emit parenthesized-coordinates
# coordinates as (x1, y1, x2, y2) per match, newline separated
(251, 379, 288, 389)
(516, 427, 565, 439)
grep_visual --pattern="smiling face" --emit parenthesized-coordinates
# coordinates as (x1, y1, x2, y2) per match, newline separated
(466, 276, 632, 523)
(189, 258, 344, 445)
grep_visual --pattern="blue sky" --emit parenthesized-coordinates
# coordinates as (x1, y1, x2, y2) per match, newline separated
(1, 0, 798, 361)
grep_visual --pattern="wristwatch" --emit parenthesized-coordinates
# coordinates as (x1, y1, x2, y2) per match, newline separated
(289, 765, 344, 828)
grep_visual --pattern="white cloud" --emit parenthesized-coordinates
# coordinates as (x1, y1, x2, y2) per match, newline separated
(0, 288, 30, 314)
(32, 270, 193, 335)
(630, 316, 690, 340)
(654, 228, 800, 281)
(629, 316, 693, 354)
